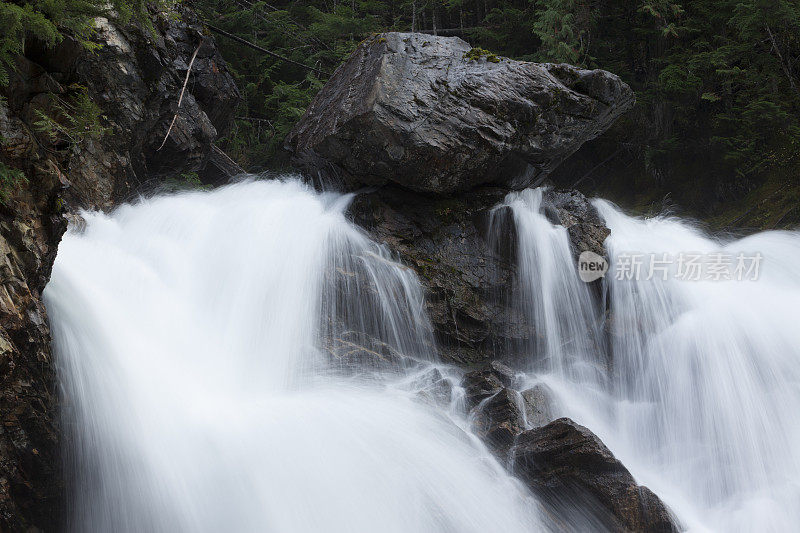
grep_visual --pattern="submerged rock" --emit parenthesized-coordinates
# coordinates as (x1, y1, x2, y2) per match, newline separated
(324, 331, 414, 375)
(286, 32, 634, 194)
(521, 383, 556, 428)
(412, 367, 453, 407)
(512, 418, 680, 533)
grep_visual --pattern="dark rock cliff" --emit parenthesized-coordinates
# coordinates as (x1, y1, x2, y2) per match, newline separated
(286, 32, 634, 194)
(348, 186, 608, 367)
(0, 7, 239, 530)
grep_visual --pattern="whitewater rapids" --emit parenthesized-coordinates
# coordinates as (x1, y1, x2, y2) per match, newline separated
(502, 188, 800, 532)
(45, 177, 800, 532)
(44, 179, 541, 532)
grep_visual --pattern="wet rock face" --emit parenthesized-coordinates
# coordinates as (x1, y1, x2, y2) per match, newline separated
(286, 32, 634, 194)
(521, 383, 556, 428)
(470, 388, 525, 453)
(542, 189, 610, 259)
(0, 7, 239, 530)
(348, 185, 610, 366)
(324, 330, 416, 376)
(462, 361, 516, 408)
(512, 418, 680, 533)
(349, 186, 529, 366)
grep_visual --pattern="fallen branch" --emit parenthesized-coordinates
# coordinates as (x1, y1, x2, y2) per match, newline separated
(157, 40, 203, 151)
(206, 24, 331, 77)
(208, 144, 246, 178)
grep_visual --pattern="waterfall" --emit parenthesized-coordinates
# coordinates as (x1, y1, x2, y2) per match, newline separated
(504, 188, 800, 532)
(46, 176, 800, 532)
(44, 179, 542, 532)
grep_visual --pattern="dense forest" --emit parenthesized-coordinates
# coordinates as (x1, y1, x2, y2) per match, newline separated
(3, 0, 800, 225)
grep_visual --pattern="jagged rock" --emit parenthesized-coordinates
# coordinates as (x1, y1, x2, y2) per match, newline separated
(521, 383, 556, 428)
(512, 418, 680, 533)
(542, 189, 610, 259)
(462, 370, 504, 408)
(487, 360, 516, 385)
(18, 7, 240, 209)
(0, 7, 239, 530)
(286, 32, 634, 194)
(461, 361, 516, 408)
(470, 387, 525, 454)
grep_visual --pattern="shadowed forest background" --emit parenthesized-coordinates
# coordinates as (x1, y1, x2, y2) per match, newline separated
(3, 0, 800, 226)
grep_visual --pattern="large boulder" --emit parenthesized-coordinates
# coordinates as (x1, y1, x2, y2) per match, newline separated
(286, 32, 634, 194)
(512, 418, 680, 533)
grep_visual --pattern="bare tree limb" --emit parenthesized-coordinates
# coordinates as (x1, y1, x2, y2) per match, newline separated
(206, 24, 331, 77)
(157, 40, 203, 151)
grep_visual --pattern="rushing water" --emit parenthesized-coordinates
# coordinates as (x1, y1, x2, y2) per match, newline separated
(45, 179, 541, 532)
(45, 177, 800, 532)
(503, 189, 800, 532)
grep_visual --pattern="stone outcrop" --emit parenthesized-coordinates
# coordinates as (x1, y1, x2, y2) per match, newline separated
(512, 418, 680, 533)
(285, 32, 634, 194)
(541, 189, 611, 259)
(0, 7, 239, 530)
(348, 185, 609, 366)
(349, 186, 526, 365)
(470, 387, 525, 453)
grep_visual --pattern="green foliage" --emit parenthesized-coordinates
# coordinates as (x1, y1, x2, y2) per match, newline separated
(163, 171, 211, 191)
(0, 0, 174, 86)
(0, 161, 27, 204)
(33, 84, 110, 148)
(532, 0, 597, 65)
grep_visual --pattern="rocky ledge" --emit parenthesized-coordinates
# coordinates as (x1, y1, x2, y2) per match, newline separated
(0, 6, 239, 530)
(513, 418, 680, 532)
(286, 32, 634, 194)
(348, 186, 608, 366)
(458, 363, 680, 532)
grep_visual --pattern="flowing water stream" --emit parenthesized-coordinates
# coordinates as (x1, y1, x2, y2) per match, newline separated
(45, 178, 800, 532)
(44, 179, 541, 532)
(503, 189, 800, 532)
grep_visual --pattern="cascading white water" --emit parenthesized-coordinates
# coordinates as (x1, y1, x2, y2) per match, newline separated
(44, 179, 542, 532)
(500, 188, 608, 385)
(505, 188, 800, 532)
